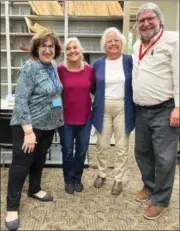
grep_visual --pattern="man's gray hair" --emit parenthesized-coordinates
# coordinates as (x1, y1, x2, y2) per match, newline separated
(64, 37, 84, 67)
(136, 2, 164, 28)
(100, 27, 127, 53)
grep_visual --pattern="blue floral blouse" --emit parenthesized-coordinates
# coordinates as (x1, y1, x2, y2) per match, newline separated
(10, 59, 64, 130)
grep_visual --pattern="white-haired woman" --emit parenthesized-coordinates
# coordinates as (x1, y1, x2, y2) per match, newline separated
(57, 37, 95, 194)
(92, 27, 135, 195)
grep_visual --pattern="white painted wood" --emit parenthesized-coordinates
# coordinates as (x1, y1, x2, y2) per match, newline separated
(5, 1, 12, 95)
(177, 1, 179, 31)
(64, 1, 68, 43)
(1, 99, 14, 110)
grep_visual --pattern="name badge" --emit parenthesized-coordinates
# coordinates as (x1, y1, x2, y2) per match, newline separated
(51, 96, 62, 108)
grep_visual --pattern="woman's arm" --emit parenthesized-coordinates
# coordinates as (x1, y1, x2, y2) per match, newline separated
(14, 62, 37, 152)
(14, 63, 35, 125)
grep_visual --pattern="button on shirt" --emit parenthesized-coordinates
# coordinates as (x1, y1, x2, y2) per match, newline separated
(132, 30, 179, 107)
(11, 59, 64, 130)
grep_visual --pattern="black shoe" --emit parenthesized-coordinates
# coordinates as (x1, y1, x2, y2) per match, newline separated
(74, 182, 84, 192)
(28, 192, 53, 201)
(65, 183, 74, 194)
(5, 217, 20, 231)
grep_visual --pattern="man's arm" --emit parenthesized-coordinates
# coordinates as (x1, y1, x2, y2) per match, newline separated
(170, 35, 180, 127)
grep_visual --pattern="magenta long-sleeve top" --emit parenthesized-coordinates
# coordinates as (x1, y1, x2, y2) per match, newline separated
(57, 63, 95, 125)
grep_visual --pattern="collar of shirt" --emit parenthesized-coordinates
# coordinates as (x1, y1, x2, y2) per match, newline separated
(63, 61, 87, 72)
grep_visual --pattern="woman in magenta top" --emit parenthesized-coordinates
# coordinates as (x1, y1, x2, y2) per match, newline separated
(57, 37, 95, 194)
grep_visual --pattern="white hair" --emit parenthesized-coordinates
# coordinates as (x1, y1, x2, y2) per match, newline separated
(63, 37, 84, 67)
(100, 27, 127, 53)
(136, 3, 164, 28)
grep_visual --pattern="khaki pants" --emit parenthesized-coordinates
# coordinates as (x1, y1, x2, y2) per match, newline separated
(97, 99, 129, 182)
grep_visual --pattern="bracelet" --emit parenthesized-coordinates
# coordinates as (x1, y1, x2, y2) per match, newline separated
(24, 130, 33, 136)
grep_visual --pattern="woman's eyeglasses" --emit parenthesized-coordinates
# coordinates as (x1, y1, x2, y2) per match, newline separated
(40, 45, 55, 51)
(106, 39, 121, 45)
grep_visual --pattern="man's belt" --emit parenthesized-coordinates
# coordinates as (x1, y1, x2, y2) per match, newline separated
(136, 98, 174, 110)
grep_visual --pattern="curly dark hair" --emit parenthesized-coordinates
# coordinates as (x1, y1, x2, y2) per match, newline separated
(30, 29, 61, 59)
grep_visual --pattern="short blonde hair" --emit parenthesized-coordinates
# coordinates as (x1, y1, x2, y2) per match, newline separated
(64, 37, 84, 67)
(100, 27, 127, 53)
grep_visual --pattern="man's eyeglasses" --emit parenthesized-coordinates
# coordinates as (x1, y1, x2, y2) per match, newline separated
(138, 16, 157, 24)
(40, 45, 55, 51)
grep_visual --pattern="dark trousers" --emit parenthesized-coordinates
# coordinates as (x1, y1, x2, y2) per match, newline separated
(7, 126, 54, 211)
(58, 120, 91, 184)
(135, 100, 179, 206)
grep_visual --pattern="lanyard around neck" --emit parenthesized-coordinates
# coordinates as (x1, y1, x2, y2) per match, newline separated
(139, 29, 164, 62)
(40, 61, 59, 91)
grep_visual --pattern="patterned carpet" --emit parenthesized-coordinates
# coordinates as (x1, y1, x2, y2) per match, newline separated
(1, 140, 180, 230)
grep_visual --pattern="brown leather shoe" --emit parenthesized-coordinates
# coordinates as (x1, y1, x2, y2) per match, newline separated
(93, 175, 106, 188)
(111, 181, 122, 195)
(143, 204, 166, 220)
(135, 188, 151, 202)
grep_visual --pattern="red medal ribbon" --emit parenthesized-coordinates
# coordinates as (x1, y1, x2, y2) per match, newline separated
(139, 29, 164, 62)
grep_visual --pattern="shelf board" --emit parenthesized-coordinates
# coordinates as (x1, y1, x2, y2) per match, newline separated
(1, 1, 29, 5)
(11, 67, 20, 69)
(9, 50, 103, 54)
(1, 67, 20, 70)
(10, 32, 63, 37)
(9, 15, 30, 20)
(10, 1, 29, 5)
(130, 7, 138, 21)
(18, 15, 64, 21)
(1, 32, 33, 36)
(1, 83, 17, 86)
(2, 49, 102, 54)
(68, 16, 123, 21)
(1, 32, 102, 38)
(10, 32, 34, 36)
(1, 50, 7, 53)
(11, 50, 30, 53)
(7, 15, 123, 21)
(68, 33, 102, 37)
(28, 15, 65, 21)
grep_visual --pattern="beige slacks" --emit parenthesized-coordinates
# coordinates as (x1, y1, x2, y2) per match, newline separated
(96, 99, 129, 182)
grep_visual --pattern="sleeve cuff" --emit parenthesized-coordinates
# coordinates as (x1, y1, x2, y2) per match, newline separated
(174, 96, 180, 107)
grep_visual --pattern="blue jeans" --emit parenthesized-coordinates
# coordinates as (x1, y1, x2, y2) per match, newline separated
(58, 120, 91, 184)
(135, 100, 179, 206)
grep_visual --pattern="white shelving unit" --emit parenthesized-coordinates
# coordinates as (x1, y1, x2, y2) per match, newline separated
(1, 1, 125, 99)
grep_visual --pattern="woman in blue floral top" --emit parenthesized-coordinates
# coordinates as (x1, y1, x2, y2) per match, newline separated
(5, 30, 63, 231)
